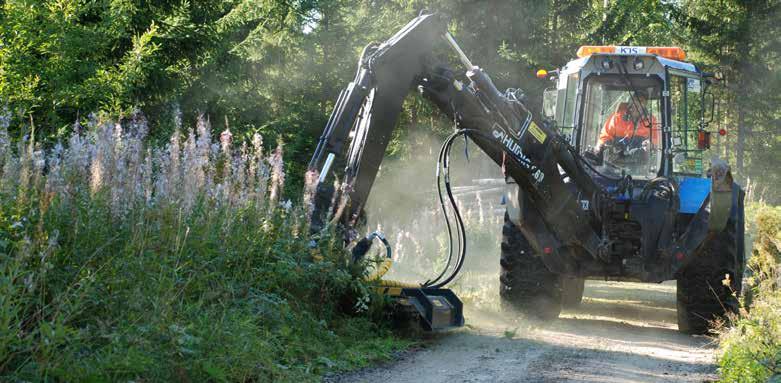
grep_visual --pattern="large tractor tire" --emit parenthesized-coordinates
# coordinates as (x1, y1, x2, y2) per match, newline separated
(676, 208, 744, 334)
(499, 213, 562, 320)
(561, 277, 586, 309)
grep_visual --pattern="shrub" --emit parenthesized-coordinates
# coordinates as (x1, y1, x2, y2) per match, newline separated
(0, 113, 404, 381)
(718, 206, 781, 382)
(719, 293, 781, 383)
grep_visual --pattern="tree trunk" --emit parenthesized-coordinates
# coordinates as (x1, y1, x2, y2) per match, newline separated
(714, 98, 721, 155)
(551, 0, 559, 48)
(723, 105, 731, 160)
(320, 7, 331, 117)
(736, 107, 745, 176)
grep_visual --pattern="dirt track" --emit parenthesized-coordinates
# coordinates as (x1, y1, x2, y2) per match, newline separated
(328, 279, 719, 383)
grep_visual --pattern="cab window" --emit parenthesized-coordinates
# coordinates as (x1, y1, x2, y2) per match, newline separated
(579, 76, 663, 180)
(670, 73, 708, 176)
(561, 73, 579, 129)
(555, 73, 579, 142)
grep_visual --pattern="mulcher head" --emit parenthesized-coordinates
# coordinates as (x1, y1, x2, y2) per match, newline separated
(379, 287, 464, 331)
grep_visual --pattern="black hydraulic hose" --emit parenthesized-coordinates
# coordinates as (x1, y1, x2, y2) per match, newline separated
(444, 131, 468, 284)
(640, 177, 679, 210)
(423, 130, 459, 286)
(426, 129, 469, 289)
(426, 127, 529, 288)
(427, 127, 593, 289)
(425, 130, 461, 287)
(351, 230, 392, 264)
(441, 152, 468, 288)
(426, 128, 468, 287)
(427, 127, 510, 289)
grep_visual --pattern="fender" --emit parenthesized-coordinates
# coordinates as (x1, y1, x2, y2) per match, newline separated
(667, 159, 739, 275)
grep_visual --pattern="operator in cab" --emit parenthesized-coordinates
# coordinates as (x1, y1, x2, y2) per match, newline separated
(596, 90, 660, 155)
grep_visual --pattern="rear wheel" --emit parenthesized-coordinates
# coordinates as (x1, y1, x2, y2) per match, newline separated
(499, 213, 562, 320)
(561, 277, 585, 309)
(676, 214, 744, 334)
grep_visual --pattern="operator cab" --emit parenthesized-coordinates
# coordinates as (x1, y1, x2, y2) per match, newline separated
(581, 77, 662, 180)
(542, 45, 715, 183)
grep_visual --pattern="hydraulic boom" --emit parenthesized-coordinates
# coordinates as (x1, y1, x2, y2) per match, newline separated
(310, 12, 609, 275)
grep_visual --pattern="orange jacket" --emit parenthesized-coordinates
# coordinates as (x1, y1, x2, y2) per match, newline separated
(599, 104, 660, 145)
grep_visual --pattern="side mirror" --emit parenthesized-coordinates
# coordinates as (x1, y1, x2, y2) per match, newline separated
(704, 88, 716, 125)
(697, 130, 711, 150)
(542, 88, 557, 120)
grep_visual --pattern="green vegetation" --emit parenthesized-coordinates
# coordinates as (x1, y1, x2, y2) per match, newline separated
(1, 1, 779, 201)
(0, 116, 406, 381)
(718, 205, 781, 382)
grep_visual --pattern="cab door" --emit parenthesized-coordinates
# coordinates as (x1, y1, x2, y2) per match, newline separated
(667, 69, 708, 177)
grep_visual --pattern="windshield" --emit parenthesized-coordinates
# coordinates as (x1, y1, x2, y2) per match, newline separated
(580, 75, 663, 180)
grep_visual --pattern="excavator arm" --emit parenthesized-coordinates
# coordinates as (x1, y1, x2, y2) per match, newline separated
(310, 12, 609, 274)
(309, 13, 446, 233)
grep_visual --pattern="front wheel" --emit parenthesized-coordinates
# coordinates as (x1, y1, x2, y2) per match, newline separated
(676, 213, 744, 334)
(499, 213, 562, 320)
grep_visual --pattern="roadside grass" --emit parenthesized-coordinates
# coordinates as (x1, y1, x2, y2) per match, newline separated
(718, 205, 781, 382)
(0, 115, 408, 382)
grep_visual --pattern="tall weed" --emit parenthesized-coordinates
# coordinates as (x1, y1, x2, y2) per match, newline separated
(0, 113, 402, 381)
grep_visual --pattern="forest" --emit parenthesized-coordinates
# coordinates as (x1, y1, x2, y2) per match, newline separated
(1, 0, 779, 202)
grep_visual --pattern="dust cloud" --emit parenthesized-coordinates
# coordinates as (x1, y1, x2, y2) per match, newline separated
(362, 130, 506, 310)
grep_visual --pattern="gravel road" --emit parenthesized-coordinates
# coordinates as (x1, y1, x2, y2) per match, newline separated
(328, 279, 719, 383)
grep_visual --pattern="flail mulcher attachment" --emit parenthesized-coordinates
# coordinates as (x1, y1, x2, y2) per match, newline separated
(380, 287, 464, 331)
(351, 232, 464, 331)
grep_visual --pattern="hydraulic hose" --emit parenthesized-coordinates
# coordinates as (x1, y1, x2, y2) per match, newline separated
(426, 127, 545, 289)
(425, 129, 472, 289)
(423, 127, 461, 287)
(354, 129, 470, 291)
(353, 231, 421, 288)
(361, 127, 548, 291)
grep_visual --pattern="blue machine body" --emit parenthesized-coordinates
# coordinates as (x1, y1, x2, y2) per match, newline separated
(678, 177, 711, 214)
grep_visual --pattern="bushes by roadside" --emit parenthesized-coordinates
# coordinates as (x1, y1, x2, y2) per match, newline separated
(718, 205, 781, 382)
(0, 115, 405, 381)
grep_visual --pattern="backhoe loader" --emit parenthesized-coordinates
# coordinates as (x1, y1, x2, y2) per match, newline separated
(308, 12, 744, 334)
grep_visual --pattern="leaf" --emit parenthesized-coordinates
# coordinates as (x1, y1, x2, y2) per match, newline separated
(202, 361, 228, 383)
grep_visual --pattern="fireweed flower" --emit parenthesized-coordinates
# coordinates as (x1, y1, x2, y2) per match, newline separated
(0, 108, 9, 162)
(268, 143, 285, 208)
(0, 113, 290, 227)
(220, 128, 232, 155)
(182, 128, 200, 211)
(303, 170, 319, 219)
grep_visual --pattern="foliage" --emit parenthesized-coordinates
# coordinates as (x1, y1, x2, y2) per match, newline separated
(719, 292, 781, 383)
(1, 1, 779, 201)
(719, 206, 781, 382)
(747, 205, 781, 291)
(0, 115, 406, 381)
(674, 0, 781, 200)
